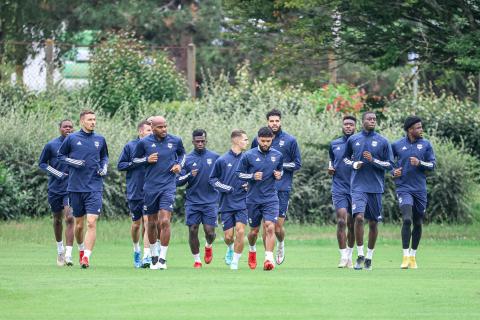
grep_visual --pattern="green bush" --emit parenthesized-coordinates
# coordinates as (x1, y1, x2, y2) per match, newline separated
(0, 67, 478, 223)
(88, 32, 188, 115)
(388, 82, 480, 159)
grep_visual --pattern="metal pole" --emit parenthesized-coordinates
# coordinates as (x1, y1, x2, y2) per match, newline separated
(187, 43, 196, 99)
(45, 39, 54, 90)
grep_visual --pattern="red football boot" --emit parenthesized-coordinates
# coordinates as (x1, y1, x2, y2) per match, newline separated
(193, 261, 202, 269)
(80, 255, 89, 269)
(79, 250, 84, 264)
(204, 247, 213, 264)
(263, 260, 275, 271)
(248, 251, 257, 270)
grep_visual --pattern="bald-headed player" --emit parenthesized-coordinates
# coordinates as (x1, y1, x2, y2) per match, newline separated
(133, 116, 185, 270)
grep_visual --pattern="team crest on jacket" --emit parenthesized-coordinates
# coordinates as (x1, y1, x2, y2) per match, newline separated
(371, 141, 378, 147)
(167, 143, 173, 149)
(417, 144, 423, 150)
(94, 141, 100, 148)
(279, 140, 285, 147)
(207, 158, 212, 165)
(271, 156, 276, 162)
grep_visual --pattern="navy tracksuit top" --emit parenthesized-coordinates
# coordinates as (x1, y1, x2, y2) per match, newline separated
(251, 129, 301, 192)
(58, 129, 109, 193)
(209, 149, 247, 212)
(117, 138, 146, 201)
(392, 136, 436, 193)
(38, 136, 69, 195)
(343, 130, 393, 194)
(329, 135, 352, 194)
(236, 146, 284, 204)
(132, 133, 185, 193)
(176, 149, 219, 206)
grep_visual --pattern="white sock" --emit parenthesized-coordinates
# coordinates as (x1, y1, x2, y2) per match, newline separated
(193, 253, 201, 263)
(232, 253, 241, 264)
(159, 246, 168, 260)
(57, 241, 64, 254)
(84, 249, 92, 258)
(150, 243, 158, 257)
(78, 243, 85, 251)
(410, 249, 417, 257)
(366, 248, 374, 260)
(265, 251, 274, 262)
(403, 249, 410, 257)
(143, 247, 151, 257)
(340, 248, 348, 259)
(357, 245, 364, 257)
(133, 242, 140, 253)
(347, 246, 353, 260)
(205, 242, 212, 249)
(65, 246, 73, 258)
(278, 240, 285, 248)
(249, 245, 256, 252)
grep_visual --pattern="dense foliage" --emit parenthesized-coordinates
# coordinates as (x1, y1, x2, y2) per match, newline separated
(0, 67, 478, 223)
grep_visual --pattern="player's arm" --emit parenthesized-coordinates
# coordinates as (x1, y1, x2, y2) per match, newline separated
(176, 164, 194, 187)
(117, 144, 134, 171)
(58, 136, 85, 168)
(391, 143, 402, 178)
(342, 138, 361, 170)
(39, 144, 67, 179)
(283, 139, 302, 172)
(367, 141, 394, 171)
(170, 138, 186, 174)
(418, 143, 436, 171)
(327, 143, 336, 175)
(132, 139, 151, 166)
(98, 138, 109, 176)
(209, 159, 234, 193)
(274, 154, 284, 180)
(236, 154, 254, 181)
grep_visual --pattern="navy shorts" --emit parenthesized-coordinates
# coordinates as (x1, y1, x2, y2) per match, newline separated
(48, 192, 69, 213)
(143, 190, 175, 215)
(278, 191, 290, 218)
(185, 204, 218, 227)
(128, 199, 144, 221)
(247, 201, 279, 228)
(220, 209, 248, 231)
(69, 192, 103, 218)
(332, 192, 352, 212)
(397, 191, 427, 217)
(351, 192, 383, 222)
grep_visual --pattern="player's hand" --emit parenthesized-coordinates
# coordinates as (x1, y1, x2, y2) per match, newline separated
(328, 167, 335, 176)
(254, 171, 263, 181)
(410, 157, 420, 166)
(242, 183, 249, 191)
(273, 170, 282, 180)
(393, 167, 402, 178)
(191, 169, 199, 177)
(353, 161, 363, 170)
(170, 164, 181, 174)
(363, 151, 373, 162)
(148, 153, 158, 163)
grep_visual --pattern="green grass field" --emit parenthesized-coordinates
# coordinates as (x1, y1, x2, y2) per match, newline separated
(1, 219, 479, 320)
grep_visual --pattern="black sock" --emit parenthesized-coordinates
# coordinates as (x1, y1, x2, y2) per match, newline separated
(401, 205, 413, 249)
(411, 216, 423, 250)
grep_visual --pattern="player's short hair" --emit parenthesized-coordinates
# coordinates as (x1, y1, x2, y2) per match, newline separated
(137, 120, 151, 131)
(231, 129, 246, 139)
(362, 111, 376, 121)
(257, 126, 274, 138)
(80, 109, 95, 119)
(266, 109, 282, 120)
(192, 129, 207, 138)
(343, 115, 357, 123)
(59, 119, 73, 127)
(403, 115, 422, 131)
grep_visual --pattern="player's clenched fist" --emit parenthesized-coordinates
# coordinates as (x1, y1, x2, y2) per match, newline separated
(148, 152, 158, 163)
